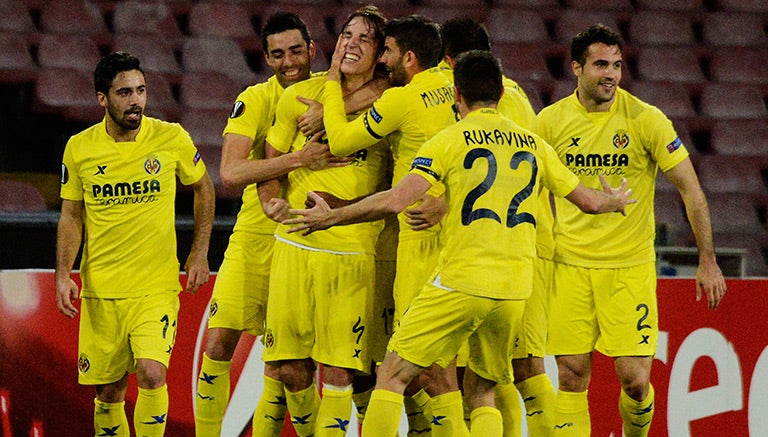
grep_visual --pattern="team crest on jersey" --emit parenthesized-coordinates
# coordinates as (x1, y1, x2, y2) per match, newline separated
(612, 131, 630, 150)
(78, 353, 91, 374)
(230, 100, 246, 119)
(60, 163, 69, 184)
(208, 299, 218, 318)
(264, 329, 275, 348)
(144, 156, 161, 175)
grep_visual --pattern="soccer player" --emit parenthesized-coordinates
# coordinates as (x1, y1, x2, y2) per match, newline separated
(533, 24, 727, 437)
(322, 15, 459, 435)
(257, 6, 390, 436)
(440, 17, 556, 437)
(193, 12, 341, 437)
(55, 52, 215, 437)
(283, 50, 636, 437)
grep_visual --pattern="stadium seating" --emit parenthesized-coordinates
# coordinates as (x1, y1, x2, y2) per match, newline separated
(635, 0, 703, 12)
(181, 37, 259, 87)
(628, 11, 696, 46)
(111, 33, 183, 84)
(195, 143, 244, 200)
(563, 0, 633, 11)
(695, 155, 768, 196)
(0, 180, 47, 212)
(111, 0, 184, 46)
(710, 120, 768, 157)
(180, 109, 228, 150)
(636, 47, 706, 84)
(143, 71, 181, 122)
(188, 2, 260, 51)
(0, 0, 38, 42)
(631, 81, 697, 119)
(654, 191, 691, 246)
(39, 0, 111, 45)
(37, 34, 101, 72)
(699, 83, 768, 119)
(717, 0, 768, 12)
(702, 12, 768, 48)
(709, 48, 768, 87)
(493, 44, 553, 85)
(179, 71, 245, 111)
(554, 10, 621, 42)
(0, 33, 39, 84)
(33, 68, 103, 123)
(486, 9, 550, 45)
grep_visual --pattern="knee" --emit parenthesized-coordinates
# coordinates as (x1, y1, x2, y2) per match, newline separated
(136, 360, 167, 389)
(278, 359, 315, 392)
(324, 366, 354, 387)
(620, 374, 651, 401)
(96, 375, 128, 403)
(557, 357, 591, 392)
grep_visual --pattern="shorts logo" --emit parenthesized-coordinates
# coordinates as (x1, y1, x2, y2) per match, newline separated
(78, 353, 91, 374)
(208, 299, 218, 318)
(144, 156, 161, 175)
(666, 137, 682, 154)
(230, 101, 246, 118)
(612, 130, 630, 150)
(265, 329, 274, 348)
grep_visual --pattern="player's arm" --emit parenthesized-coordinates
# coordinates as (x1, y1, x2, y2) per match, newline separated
(184, 171, 215, 294)
(664, 157, 726, 309)
(564, 175, 637, 215)
(55, 199, 83, 318)
(220, 132, 345, 189)
(284, 173, 432, 235)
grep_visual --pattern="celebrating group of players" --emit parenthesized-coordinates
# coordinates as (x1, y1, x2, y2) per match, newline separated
(56, 4, 727, 437)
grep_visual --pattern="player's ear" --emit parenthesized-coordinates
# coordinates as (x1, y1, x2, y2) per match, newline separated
(308, 40, 316, 60)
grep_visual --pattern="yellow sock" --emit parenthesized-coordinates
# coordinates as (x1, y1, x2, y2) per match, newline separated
(195, 353, 231, 436)
(352, 387, 373, 424)
(495, 383, 522, 437)
(252, 375, 287, 437)
(470, 406, 503, 437)
(285, 383, 321, 437)
(361, 389, 404, 437)
(316, 385, 354, 436)
(134, 385, 169, 437)
(430, 391, 469, 437)
(554, 390, 590, 437)
(94, 398, 129, 437)
(404, 389, 432, 436)
(619, 384, 654, 437)
(517, 374, 556, 437)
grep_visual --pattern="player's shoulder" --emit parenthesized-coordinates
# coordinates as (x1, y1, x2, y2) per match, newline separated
(616, 88, 666, 120)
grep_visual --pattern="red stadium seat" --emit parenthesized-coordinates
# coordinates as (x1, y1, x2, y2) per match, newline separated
(0, 33, 39, 84)
(0, 180, 47, 212)
(0, 0, 38, 41)
(491, 0, 560, 9)
(33, 68, 103, 122)
(706, 193, 764, 234)
(39, 0, 111, 45)
(713, 231, 768, 277)
(486, 9, 550, 45)
(710, 120, 768, 157)
(180, 109, 228, 150)
(631, 81, 696, 119)
(413, 6, 488, 28)
(636, 47, 705, 84)
(111, 33, 183, 84)
(195, 143, 244, 200)
(142, 71, 180, 122)
(188, 3, 259, 51)
(654, 191, 691, 246)
(493, 44, 553, 85)
(112, 0, 184, 46)
(702, 12, 768, 47)
(38, 34, 101, 72)
(181, 37, 258, 87)
(635, 0, 703, 12)
(699, 83, 768, 119)
(710, 48, 768, 87)
(554, 10, 621, 43)
(179, 71, 244, 111)
(629, 11, 696, 46)
(717, 0, 768, 12)
(695, 155, 768, 196)
(563, 0, 633, 11)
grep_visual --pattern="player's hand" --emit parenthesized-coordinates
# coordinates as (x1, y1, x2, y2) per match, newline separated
(297, 96, 324, 136)
(284, 191, 333, 235)
(300, 131, 352, 170)
(404, 194, 446, 231)
(696, 260, 726, 310)
(184, 252, 210, 295)
(264, 197, 291, 223)
(600, 174, 636, 216)
(55, 274, 80, 318)
(328, 35, 346, 82)
(305, 191, 354, 209)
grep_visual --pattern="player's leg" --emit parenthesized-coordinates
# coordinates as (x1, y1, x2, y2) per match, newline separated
(422, 361, 464, 437)
(196, 327, 240, 436)
(130, 292, 180, 437)
(463, 369, 502, 437)
(510, 256, 557, 437)
(253, 363, 288, 436)
(94, 376, 130, 437)
(362, 351, 424, 437)
(263, 241, 319, 437)
(312, 251, 376, 436)
(549, 263, 598, 436)
(80, 297, 132, 437)
(594, 263, 658, 437)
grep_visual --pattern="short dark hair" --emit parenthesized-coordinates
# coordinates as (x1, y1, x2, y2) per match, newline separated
(384, 15, 442, 70)
(571, 24, 623, 66)
(440, 17, 490, 59)
(261, 11, 311, 53)
(454, 50, 503, 106)
(340, 5, 387, 57)
(94, 52, 143, 94)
